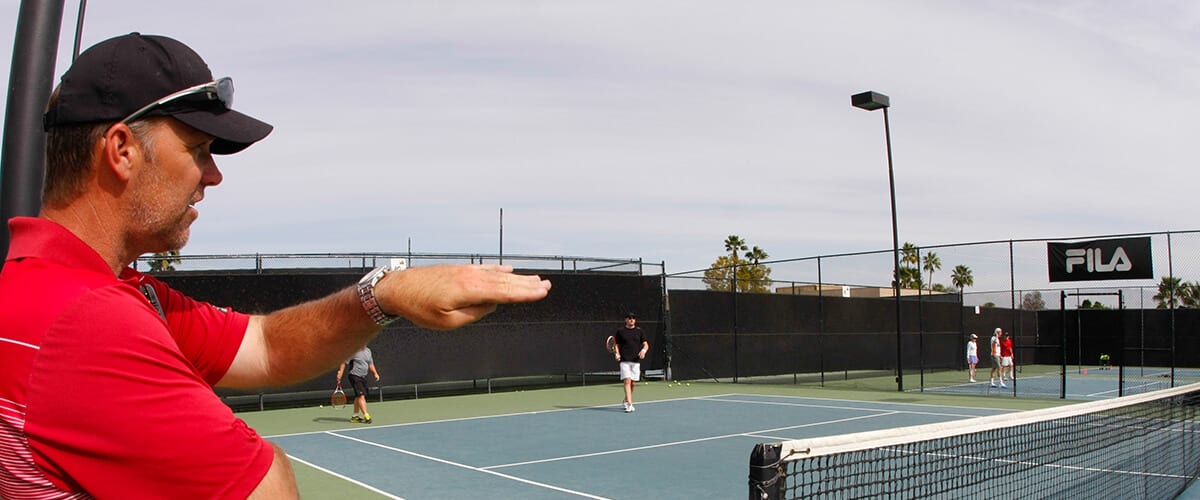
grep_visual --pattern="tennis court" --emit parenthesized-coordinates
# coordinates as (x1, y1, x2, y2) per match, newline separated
(243, 381, 1066, 499)
(751, 382, 1200, 499)
(914, 364, 1200, 400)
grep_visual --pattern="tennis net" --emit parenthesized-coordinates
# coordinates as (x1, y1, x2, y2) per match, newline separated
(749, 383, 1200, 499)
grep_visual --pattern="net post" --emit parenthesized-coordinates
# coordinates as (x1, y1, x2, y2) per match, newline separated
(748, 442, 785, 500)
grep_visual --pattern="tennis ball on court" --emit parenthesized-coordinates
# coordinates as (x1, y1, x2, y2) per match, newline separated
(686, 383, 691, 386)
(319, 405, 323, 408)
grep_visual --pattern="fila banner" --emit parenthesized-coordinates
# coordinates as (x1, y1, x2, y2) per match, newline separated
(1046, 237, 1152, 282)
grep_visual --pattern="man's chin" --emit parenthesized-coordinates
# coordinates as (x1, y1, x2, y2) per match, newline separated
(148, 230, 190, 255)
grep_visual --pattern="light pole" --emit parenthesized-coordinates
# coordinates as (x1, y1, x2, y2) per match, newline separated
(852, 90, 903, 392)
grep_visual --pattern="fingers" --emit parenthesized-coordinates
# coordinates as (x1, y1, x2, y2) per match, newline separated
(378, 265, 549, 330)
(469, 267, 552, 303)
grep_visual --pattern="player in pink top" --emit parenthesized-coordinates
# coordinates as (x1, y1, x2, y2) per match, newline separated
(1000, 331, 1015, 384)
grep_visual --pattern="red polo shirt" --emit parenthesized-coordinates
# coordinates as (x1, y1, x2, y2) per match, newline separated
(0, 217, 271, 499)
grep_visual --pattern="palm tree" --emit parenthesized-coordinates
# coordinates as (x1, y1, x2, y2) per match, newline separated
(951, 265, 974, 293)
(724, 235, 747, 265)
(1154, 276, 1184, 309)
(745, 246, 767, 264)
(897, 243, 921, 289)
(1183, 281, 1200, 308)
(893, 266, 922, 290)
(743, 246, 771, 293)
(922, 251, 941, 291)
(900, 243, 920, 268)
(723, 235, 748, 291)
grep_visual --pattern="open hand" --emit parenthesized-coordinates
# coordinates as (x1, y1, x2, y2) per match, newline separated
(377, 264, 551, 330)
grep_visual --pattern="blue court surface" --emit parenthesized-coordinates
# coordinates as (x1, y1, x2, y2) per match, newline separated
(267, 393, 1016, 499)
(915, 366, 1200, 401)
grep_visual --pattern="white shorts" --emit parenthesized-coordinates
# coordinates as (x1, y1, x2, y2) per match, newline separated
(619, 361, 641, 381)
(1001, 356, 1013, 367)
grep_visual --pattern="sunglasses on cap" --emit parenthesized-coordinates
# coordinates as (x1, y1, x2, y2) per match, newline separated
(121, 77, 234, 124)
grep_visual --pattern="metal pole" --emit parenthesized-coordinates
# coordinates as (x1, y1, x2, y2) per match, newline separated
(818, 256, 825, 387)
(883, 107, 903, 392)
(1, 0, 67, 270)
(1168, 233, 1176, 387)
(732, 261, 738, 384)
(1118, 289, 1125, 397)
(1009, 240, 1017, 397)
(917, 248, 924, 392)
(1060, 291, 1067, 399)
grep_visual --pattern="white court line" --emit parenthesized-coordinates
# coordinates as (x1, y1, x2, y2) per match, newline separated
(287, 454, 405, 500)
(265, 392, 1015, 440)
(274, 393, 1002, 496)
(327, 431, 611, 500)
(1087, 380, 1166, 398)
(265, 393, 726, 439)
(487, 411, 900, 469)
(702, 395, 993, 419)
(713, 391, 1035, 413)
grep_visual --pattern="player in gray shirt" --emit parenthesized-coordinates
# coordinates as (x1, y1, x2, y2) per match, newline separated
(337, 347, 380, 423)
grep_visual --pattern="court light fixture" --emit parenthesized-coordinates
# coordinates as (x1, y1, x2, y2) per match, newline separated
(852, 90, 904, 392)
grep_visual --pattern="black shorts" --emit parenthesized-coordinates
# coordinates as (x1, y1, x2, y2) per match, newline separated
(348, 374, 370, 398)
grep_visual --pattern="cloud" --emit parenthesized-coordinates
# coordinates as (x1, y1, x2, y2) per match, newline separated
(2, 0, 1196, 294)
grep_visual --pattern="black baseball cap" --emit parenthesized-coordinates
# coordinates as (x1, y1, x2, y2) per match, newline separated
(43, 33, 272, 154)
(625, 313, 637, 319)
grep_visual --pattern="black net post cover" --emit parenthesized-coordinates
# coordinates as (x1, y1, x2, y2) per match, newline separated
(748, 383, 1200, 499)
(750, 442, 787, 499)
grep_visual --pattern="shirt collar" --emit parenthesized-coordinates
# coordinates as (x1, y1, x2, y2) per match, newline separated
(5, 216, 143, 283)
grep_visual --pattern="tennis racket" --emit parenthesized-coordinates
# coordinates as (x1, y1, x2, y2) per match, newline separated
(331, 381, 347, 409)
(605, 335, 616, 354)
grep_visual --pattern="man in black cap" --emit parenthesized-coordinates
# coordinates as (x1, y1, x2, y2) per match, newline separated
(0, 33, 551, 498)
(613, 313, 649, 413)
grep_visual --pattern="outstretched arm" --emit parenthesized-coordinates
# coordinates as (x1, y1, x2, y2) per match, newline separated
(219, 264, 550, 388)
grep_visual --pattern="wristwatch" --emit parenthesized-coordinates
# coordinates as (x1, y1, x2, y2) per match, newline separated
(357, 258, 407, 326)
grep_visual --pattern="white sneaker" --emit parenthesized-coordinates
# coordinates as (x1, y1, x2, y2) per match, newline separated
(1000, 383, 1008, 388)
(623, 401, 630, 411)
(969, 378, 976, 383)
(626, 404, 635, 413)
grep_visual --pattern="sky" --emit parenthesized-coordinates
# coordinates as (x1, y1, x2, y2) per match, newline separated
(1, 1, 1198, 293)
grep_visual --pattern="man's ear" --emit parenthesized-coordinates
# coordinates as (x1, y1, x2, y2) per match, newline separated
(99, 123, 142, 181)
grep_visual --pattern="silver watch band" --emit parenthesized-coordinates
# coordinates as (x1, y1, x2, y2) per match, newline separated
(357, 258, 407, 326)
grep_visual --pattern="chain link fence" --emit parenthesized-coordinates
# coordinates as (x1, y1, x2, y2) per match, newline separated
(136, 251, 657, 275)
(664, 230, 1200, 399)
